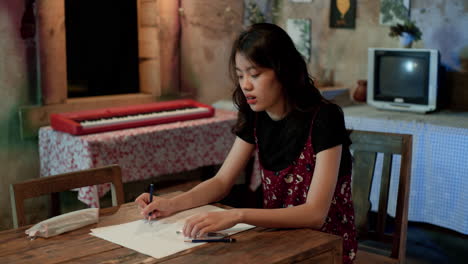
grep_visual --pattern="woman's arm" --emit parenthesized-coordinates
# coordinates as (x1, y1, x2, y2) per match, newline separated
(183, 144, 342, 237)
(138, 137, 255, 218)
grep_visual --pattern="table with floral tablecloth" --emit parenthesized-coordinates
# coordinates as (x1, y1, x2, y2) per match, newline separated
(39, 109, 238, 207)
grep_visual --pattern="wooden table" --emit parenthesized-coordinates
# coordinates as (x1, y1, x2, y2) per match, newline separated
(0, 202, 342, 263)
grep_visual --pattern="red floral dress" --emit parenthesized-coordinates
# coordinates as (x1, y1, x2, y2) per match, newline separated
(255, 110, 357, 264)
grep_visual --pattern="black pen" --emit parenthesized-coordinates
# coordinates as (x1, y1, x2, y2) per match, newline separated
(185, 238, 236, 243)
(148, 183, 154, 221)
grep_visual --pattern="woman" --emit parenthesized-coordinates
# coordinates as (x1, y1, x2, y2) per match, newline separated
(136, 23, 357, 263)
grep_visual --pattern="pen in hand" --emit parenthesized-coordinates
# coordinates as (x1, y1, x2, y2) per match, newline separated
(148, 183, 154, 222)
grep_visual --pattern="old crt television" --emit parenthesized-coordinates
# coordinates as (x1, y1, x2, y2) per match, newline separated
(367, 48, 440, 113)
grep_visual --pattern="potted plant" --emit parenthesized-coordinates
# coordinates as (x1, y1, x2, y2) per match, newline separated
(389, 20, 422, 48)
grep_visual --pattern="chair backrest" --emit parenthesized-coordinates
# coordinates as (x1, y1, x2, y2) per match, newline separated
(349, 130, 412, 263)
(9, 164, 124, 228)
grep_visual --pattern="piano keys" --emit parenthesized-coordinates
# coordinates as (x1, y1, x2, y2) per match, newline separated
(50, 99, 216, 135)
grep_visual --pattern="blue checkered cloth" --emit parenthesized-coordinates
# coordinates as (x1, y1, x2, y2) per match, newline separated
(344, 105, 468, 235)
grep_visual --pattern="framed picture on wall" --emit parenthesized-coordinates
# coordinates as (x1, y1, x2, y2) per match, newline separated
(243, 0, 274, 26)
(286, 19, 311, 62)
(329, 0, 356, 29)
(379, 0, 411, 25)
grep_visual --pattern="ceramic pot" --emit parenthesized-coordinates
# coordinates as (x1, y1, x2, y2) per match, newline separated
(353, 80, 367, 102)
(399, 32, 414, 48)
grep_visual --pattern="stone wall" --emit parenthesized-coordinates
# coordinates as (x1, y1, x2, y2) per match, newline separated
(272, 0, 467, 106)
(0, 0, 42, 230)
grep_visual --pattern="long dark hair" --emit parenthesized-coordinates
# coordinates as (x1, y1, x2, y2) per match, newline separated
(229, 23, 325, 133)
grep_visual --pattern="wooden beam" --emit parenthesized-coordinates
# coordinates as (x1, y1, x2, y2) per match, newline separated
(138, 0, 161, 95)
(139, 60, 161, 96)
(36, 0, 68, 105)
(158, 0, 181, 95)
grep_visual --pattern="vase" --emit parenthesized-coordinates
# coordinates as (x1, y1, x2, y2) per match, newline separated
(399, 32, 415, 48)
(353, 80, 367, 102)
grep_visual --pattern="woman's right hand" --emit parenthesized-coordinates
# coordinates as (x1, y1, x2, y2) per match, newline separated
(135, 193, 176, 219)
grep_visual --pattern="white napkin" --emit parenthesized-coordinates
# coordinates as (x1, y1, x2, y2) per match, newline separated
(25, 208, 99, 238)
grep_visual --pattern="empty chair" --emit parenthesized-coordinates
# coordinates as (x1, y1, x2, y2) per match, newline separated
(349, 130, 412, 264)
(10, 164, 124, 228)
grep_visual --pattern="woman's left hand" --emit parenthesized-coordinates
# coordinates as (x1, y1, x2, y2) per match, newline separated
(183, 209, 242, 238)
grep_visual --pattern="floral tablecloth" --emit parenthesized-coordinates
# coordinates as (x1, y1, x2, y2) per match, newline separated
(39, 109, 238, 207)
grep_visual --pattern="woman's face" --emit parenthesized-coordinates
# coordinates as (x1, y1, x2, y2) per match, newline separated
(235, 52, 286, 120)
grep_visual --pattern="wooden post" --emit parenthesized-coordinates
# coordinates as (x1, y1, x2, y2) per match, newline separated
(138, 0, 162, 96)
(158, 0, 181, 95)
(36, 0, 68, 105)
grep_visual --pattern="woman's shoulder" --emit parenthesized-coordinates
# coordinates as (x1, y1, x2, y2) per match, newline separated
(315, 103, 344, 123)
(312, 102, 347, 138)
(312, 103, 350, 153)
(318, 102, 344, 115)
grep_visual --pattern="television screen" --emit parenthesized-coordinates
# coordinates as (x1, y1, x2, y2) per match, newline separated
(367, 48, 439, 113)
(376, 52, 429, 104)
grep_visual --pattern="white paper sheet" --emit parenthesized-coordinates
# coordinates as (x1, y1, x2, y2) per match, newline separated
(90, 205, 255, 259)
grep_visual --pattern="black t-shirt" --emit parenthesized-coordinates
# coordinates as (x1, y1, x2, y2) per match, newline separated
(235, 103, 351, 175)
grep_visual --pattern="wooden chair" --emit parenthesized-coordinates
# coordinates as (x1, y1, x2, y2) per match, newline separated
(10, 164, 124, 228)
(349, 130, 412, 264)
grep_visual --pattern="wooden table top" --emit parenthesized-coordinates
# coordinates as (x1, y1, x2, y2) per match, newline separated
(0, 202, 342, 264)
